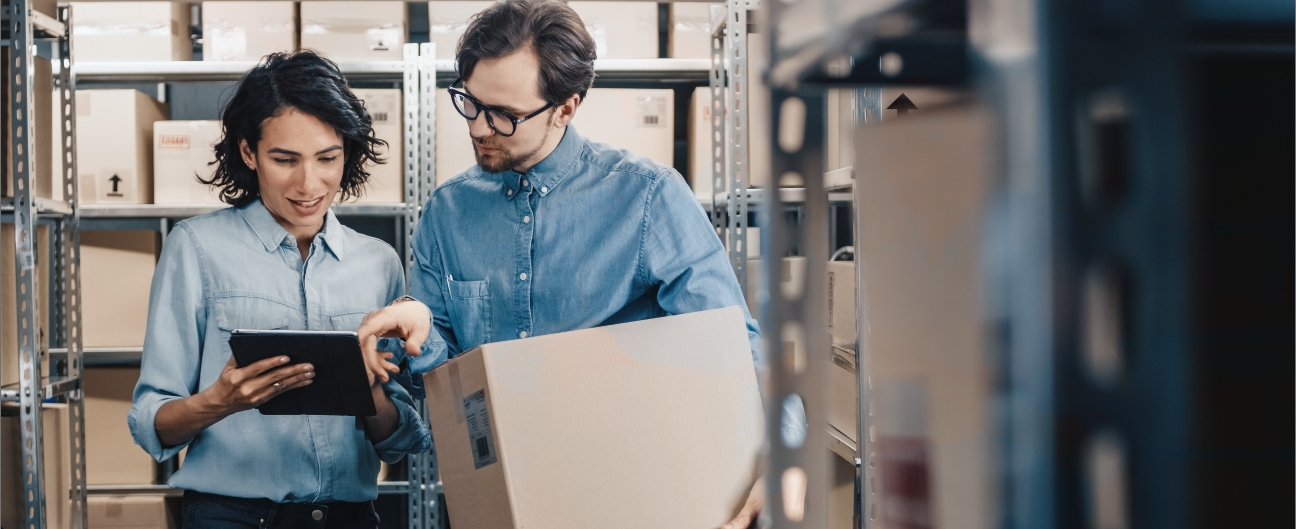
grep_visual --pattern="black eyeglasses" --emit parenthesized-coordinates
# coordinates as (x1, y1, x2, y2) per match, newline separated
(448, 79, 554, 137)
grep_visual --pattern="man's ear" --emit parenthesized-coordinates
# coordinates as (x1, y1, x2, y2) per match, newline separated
(554, 94, 581, 128)
(239, 139, 257, 171)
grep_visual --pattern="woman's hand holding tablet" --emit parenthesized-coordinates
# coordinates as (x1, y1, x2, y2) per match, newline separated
(206, 355, 316, 414)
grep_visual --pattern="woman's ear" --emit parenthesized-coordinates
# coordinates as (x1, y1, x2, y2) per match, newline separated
(239, 139, 257, 171)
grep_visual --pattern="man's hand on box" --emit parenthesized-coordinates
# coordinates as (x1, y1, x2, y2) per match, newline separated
(721, 477, 765, 529)
(357, 299, 432, 384)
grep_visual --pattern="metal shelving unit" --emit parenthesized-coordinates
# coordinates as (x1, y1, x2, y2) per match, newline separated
(3, 1, 90, 527)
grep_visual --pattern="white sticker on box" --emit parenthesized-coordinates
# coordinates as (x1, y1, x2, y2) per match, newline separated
(636, 95, 667, 128)
(463, 389, 498, 469)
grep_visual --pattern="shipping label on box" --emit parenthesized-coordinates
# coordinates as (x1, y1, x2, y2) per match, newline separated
(425, 307, 763, 529)
(301, 1, 406, 62)
(154, 120, 223, 205)
(202, 1, 296, 62)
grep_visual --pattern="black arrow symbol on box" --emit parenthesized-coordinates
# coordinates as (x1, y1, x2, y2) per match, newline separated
(888, 93, 918, 115)
(108, 174, 122, 193)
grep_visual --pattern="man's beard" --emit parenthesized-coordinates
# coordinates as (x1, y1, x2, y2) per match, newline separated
(474, 116, 553, 174)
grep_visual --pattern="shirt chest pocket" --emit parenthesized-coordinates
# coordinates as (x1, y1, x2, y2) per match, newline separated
(210, 295, 298, 359)
(445, 278, 491, 351)
(325, 311, 370, 333)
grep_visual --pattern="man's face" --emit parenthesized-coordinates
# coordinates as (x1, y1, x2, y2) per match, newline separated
(463, 47, 556, 173)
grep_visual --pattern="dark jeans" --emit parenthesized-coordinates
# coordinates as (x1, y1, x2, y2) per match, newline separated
(181, 490, 380, 529)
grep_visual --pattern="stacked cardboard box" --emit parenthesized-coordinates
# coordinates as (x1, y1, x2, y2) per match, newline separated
(300, 2, 406, 62)
(425, 307, 762, 529)
(89, 495, 175, 528)
(568, 2, 658, 59)
(202, 2, 296, 62)
(1, 224, 51, 387)
(352, 88, 404, 203)
(85, 367, 158, 485)
(74, 90, 169, 205)
(428, 1, 493, 60)
(1, 404, 70, 529)
(855, 104, 993, 529)
(153, 120, 223, 205)
(81, 230, 159, 348)
(71, 2, 192, 62)
(668, 3, 717, 59)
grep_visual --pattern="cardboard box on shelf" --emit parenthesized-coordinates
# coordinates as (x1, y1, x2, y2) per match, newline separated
(300, 2, 406, 62)
(437, 88, 675, 186)
(826, 88, 857, 173)
(827, 260, 856, 346)
(89, 494, 175, 528)
(428, 1, 493, 60)
(425, 307, 763, 529)
(85, 367, 157, 485)
(71, 2, 192, 62)
(153, 120, 222, 205)
(828, 343, 858, 443)
(202, 2, 295, 62)
(570, 88, 674, 168)
(568, 2, 658, 59)
(668, 3, 716, 59)
(1, 224, 51, 387)
(81, 231, 159, 348)
(745, 256, 807, 316)
(3, 50, 55, 201)
(434, 89, 474, 187)
(75, 90, 169, 205)
(877, 87, 964, 122)
(855, 104, 992, 529)
(1, 404, 70, 529)
(351, 89, 404, 204)
(746, 30, 776, 189)
(723, 226, 761, 259)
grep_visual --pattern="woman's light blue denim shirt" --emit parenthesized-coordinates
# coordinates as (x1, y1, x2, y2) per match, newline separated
(127, 200, 431, 503)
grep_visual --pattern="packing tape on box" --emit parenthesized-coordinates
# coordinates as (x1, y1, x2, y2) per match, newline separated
(449, 360, 465, 424)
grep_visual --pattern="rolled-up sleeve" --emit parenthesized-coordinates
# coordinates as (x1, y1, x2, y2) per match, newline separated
(128, 223, 206, 462)
(371, 256, 433, 459)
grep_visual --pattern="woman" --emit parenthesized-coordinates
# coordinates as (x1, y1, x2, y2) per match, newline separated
(127, 51, 430, 528)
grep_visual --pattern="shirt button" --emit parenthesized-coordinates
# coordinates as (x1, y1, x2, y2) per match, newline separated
(523, 215, 531, 224)
(519, 331, 528, 338)
(541, 186, 549, 193)
(521, 178, 528, 186)
(519, 272, 527, 281)
(507, 189, 514, 196)
(312, 510, 324, 520)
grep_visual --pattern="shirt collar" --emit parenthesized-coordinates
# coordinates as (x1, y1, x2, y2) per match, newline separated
(500, 124, 584, 200)
(239, 199, 346, 260)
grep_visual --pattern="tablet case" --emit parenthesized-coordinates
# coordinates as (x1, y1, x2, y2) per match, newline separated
(229, 330, 378, 416)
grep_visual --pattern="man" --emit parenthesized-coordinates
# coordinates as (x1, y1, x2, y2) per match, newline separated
(358, 0, 764, 526)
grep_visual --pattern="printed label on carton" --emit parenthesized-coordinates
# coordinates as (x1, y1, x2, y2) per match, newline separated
(463, 389, 498, 469)
(158, 135, 191, 150)
(636, 95, 667, 128)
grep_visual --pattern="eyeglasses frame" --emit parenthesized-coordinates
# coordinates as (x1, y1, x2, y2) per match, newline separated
(448, 79, 556, 137)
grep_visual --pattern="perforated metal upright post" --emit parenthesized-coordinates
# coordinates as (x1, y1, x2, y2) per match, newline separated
(9, 0, 50, 526)
(55, 6, 88, 527)
(723, 0, 749, 295)
(707, 9, 728, 248)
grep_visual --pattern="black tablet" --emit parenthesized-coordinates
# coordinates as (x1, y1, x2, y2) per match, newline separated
(228, 330, 377, 417)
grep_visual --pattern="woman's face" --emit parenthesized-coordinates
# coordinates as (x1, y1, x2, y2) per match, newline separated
(240, 108, 344, 236)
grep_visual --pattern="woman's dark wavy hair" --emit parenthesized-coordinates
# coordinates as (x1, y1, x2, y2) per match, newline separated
(205, 51, 385, 206)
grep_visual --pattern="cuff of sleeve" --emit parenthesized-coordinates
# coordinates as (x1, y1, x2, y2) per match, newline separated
(372, 382, 432, 462)
(127, 392, 189, 463)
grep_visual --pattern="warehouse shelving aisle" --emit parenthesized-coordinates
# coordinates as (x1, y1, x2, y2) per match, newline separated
(2, 2, 90, 527)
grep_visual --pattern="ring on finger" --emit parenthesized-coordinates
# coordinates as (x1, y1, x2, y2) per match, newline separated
(273, 382, 282, 391)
